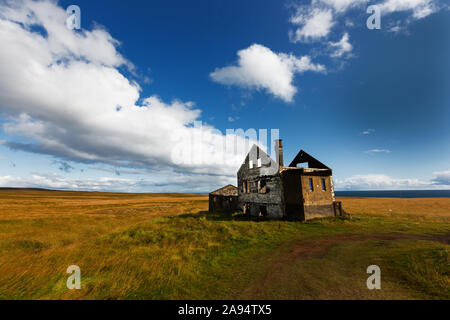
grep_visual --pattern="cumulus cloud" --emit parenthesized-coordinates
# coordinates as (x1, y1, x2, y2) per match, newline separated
(321, 0, 370, 12)
(379, 0, 437, 19)
(210, 44, 325, 102)
(290, 8, 335, 42)
(289, 0, 443, 46)
(0, 0, 255, 190)
(378, 0, 444, 32)
(288, 1, 369, 44)
(0, 0, 130, 68)
(328, 32, 353, 57)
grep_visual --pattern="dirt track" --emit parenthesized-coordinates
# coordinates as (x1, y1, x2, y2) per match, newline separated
(240, 233, 450, 299)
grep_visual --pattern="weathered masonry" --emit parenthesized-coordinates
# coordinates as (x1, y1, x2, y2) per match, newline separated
(236, 140, 344, 221)
(208, 184, 239, 213)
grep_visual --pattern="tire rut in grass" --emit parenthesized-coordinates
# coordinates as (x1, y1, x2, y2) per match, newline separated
(240, 232, 450, 299)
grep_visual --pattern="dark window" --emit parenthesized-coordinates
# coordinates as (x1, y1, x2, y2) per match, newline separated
(309, 178, 314, 192)
(321, 178, 326, 191)
(258, 179, 267, 193)
(242, 181, 251, 194)
(259, 206, 267, 217)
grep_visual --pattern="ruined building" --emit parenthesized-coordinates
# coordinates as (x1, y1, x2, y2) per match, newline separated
(208, 184, 239, 213)
(209, 140, 344, 220)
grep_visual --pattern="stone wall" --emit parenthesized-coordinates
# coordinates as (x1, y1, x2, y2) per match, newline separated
(209, 194, 239, 212)
(237, 145, 283, 218)
(300, 175, 335, 220)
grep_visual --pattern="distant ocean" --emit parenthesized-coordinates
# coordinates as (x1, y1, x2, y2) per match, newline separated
(335, 190, 450, 198)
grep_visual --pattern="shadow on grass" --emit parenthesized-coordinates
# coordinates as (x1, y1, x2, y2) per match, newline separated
(178, 210, 269, 222)
(178, 210, 348, 225)
(178, 211, 315, 223)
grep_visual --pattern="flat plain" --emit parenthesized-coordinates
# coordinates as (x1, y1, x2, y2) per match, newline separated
(0, 189, 448, 300)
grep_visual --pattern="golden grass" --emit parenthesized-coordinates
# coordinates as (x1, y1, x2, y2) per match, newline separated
(0, 189, 206, 220)
(338, 197, 450, 220)
(0, 190, 448, 300)
(0, 190, 210, 299)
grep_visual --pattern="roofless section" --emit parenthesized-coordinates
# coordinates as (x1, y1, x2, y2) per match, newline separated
(288, 150, 330, 169)
(209, 140, 345, 220)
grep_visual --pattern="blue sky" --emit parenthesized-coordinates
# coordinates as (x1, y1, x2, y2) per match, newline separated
(0, 0, 449, 192)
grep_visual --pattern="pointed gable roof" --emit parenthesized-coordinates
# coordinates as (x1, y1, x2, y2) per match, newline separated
(210, 184, 238, 196)
(288, 150, 330, 169)
(237, 144, 280, 176)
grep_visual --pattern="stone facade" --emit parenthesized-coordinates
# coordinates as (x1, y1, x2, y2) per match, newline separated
(209, 185, 239, 212)
(237, 144, 284, 219)
(236, 140, 341, 221)
(209, 140, 345, 221)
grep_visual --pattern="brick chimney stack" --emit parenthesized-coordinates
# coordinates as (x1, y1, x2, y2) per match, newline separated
(275, 139, 284, 167)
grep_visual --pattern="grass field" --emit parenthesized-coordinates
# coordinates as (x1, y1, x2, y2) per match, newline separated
(0, 189, 448, 300)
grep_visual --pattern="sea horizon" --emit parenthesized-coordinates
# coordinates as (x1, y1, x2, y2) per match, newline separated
(335, 190, 450, 198)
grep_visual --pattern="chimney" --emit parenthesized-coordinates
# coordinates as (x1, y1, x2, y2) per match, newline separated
(274, 139, 284, 167)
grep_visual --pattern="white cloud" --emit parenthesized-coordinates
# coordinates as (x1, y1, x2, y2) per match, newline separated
(288, 1, 369, 44)
(290, 8, 335, 42)
(377, 0, 444, 33)
(329, 32, 353, 57)
(0, 0, 255, 189)
(345, 18, 355, 27)
(365, 149, 392, 155)
(335, 170, 450, 190)
(379, 0, 437, 19)
(288, 0, 443, 50)
(360, 129, 375, 135)
(388, 23, 403, 33)
(373, 0, 442, 33)
(0, 171, 234, 193)
(335, 174, 431, 190)
(0, 0, 130, 68)
(210, 44, 325, 102)
(320, 0, 370, 12)
(432, 170, 450, 186)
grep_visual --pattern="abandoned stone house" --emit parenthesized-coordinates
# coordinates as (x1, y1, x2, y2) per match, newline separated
(209, 139, 344, 221)
(208, 184, 238, 212)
